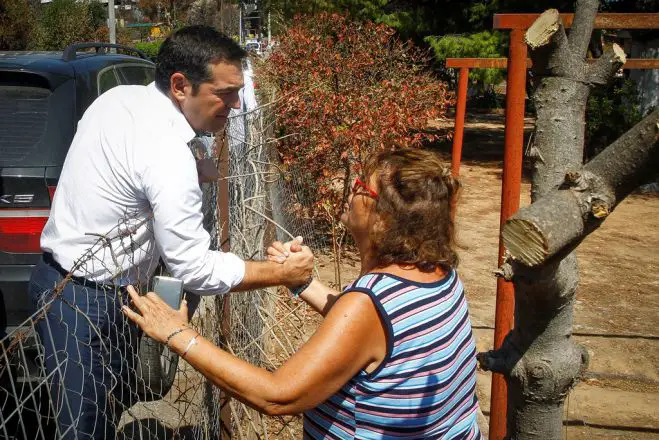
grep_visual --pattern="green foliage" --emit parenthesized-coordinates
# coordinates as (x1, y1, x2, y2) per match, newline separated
(134, 40, 163, 60)
(327, 0, 388, 19)
(138, 0, 196, 24)
(88, 0, 107, 29)
(425, 31, 506, 88)
(265, 0, 501, 42)
(259, 13, 451, 227)
(0, 0, 38, 50)
(469, 88, 504, 109)
(0, 0, 114, 51)
(265, 0, 657, 43)
(264, 0, 384, 21)
(377, 9, 432, 42)
(585, 78, 643, 159)
(29, 0, 97, 50)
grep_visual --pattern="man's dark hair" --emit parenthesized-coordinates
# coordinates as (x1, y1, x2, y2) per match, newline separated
(155, 25, 247, 93)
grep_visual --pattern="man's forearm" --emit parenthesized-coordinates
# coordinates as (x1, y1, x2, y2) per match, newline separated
(231, 260, 286, 292)
(231, 247, 313, 292)
(234, 266, 341, 316)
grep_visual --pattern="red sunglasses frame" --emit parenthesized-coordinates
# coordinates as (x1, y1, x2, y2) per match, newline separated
(352, 177, 378, 199)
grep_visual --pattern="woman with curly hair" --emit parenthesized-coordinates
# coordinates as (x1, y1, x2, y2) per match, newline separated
(123, 148, 482, 439)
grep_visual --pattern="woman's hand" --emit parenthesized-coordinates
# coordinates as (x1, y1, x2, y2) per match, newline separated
(267, 236, 304, 263)
(122, 285, 190, 344)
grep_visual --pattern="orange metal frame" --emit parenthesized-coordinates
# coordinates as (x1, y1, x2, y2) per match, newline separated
(446, 12, 659, 440)
(446, 57, 656, 69)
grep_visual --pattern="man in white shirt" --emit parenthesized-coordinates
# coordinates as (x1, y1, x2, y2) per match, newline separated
(28, 26, 313, 439)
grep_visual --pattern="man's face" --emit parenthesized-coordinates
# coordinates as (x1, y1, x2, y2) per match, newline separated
(178, 61, 244, 133)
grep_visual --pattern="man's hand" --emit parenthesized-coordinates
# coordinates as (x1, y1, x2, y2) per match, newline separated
(279, 244, 314, 288)
(197, 158, 219, 183)
(232, 237, 313, 292)
(267, 236, 304, 263)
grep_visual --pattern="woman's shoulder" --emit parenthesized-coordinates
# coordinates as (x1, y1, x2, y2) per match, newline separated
(342, 272, 382, 293)
(344, 268, 459, 294)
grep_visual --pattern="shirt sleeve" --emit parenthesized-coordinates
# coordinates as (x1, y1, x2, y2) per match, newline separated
(138, 137, 245, 295)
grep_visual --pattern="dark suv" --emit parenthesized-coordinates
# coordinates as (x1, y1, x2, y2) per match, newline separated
(0, 43, 155, 336)
(0, 44, 177, 438)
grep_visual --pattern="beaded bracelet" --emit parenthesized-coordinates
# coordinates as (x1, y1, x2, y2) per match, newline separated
(165, 327, 190, 345)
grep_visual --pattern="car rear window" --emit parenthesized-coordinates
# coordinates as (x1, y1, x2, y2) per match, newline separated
(0, 85, 50, 163)
(0, 71, 75, 167)
(117, 64, 154, 86)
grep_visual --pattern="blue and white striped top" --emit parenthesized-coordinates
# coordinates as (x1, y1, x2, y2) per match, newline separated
(303, 270, 481, 439)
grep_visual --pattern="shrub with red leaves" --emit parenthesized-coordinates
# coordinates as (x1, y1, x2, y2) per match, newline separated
(258, 13, 453, 231)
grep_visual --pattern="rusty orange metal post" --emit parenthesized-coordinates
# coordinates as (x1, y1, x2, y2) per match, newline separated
(445, 56, 658, 70)
(493, 12, 659, 30)
(449, 67, 469, 222)
(451, 67, 469, 177)
(446, 58, 518, 69)
(489, 28, 527, 440)
(622, 59, 659, 69)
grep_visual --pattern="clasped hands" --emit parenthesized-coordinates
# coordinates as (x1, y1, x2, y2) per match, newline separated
(268, 236, 314, 289)
(267, 236, 307, 264)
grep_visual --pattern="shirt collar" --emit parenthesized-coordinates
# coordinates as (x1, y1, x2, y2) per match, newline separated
(147, 82, 196, 145)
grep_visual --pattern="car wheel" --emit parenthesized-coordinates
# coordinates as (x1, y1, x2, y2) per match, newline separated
(135, 334, 178, 400)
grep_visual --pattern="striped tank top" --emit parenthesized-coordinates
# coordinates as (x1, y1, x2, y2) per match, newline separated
(303, 270, 481, 439)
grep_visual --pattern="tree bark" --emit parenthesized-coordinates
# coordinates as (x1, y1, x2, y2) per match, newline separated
(503, 108, 659, 267)
(477, 2, 635, 439)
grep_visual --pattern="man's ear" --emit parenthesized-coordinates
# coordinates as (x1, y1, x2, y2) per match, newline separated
(169, 72, 189, 102)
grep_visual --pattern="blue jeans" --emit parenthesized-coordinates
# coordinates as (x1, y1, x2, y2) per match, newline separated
(28, 255, 140, 439)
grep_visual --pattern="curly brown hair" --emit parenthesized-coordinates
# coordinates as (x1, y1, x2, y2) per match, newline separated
(365, 148, 460, 272)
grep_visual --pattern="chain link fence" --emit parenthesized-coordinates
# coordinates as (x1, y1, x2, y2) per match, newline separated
(0, 69, 328, 439)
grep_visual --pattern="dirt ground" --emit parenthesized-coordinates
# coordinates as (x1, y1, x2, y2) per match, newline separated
(314, 112, 659, 439)
(448, 112, 659, 440)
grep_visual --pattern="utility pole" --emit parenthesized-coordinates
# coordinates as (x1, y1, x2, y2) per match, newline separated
(218, 0, 224, 33)
(239, 7, 243, 45)
(108, 0, 116, 44)
(267, 11, 271, 43)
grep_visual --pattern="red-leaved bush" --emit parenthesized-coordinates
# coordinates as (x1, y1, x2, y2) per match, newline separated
(257, 13, 453, 234)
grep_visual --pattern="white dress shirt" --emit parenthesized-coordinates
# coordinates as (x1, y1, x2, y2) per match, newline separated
(41, 82, 245, 295)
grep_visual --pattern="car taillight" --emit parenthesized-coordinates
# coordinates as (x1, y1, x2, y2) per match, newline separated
(48, 185, 57, 202)
(0, 212, 49, 253)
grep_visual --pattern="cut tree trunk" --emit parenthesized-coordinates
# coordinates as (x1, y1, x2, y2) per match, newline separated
(475, 2, 649, 439)
(503, 108, 659, 267)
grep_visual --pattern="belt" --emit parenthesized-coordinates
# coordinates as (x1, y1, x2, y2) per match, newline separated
(42, 252, 116, 291)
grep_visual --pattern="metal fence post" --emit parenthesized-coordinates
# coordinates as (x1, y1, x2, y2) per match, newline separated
(217, 134, 233, 439)
(451, 67, 469, 177)
(489, 28, 527, 440)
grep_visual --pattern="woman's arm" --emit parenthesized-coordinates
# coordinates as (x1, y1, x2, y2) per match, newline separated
(295, 279, 341, 316)
(123, 286, 387, 416)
